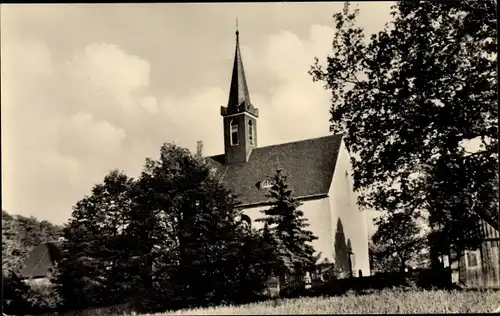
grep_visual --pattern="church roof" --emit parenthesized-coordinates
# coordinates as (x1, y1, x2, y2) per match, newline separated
(19, 241, 62, 279)
(207, 134, 343, 207)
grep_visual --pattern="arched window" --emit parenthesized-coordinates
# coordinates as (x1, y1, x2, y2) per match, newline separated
(230, 120, 239, 146)
(249, 120, 254, 146)
(241, 214, 252, 230)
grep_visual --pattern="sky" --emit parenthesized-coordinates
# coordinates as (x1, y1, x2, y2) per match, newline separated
(1, 2, 395, 232)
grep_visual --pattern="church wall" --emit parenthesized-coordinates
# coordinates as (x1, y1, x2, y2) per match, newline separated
(329, 139, 370, 277)
(241, 197, 334, 263)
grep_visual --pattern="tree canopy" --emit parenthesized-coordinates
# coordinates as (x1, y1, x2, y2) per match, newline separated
(54, 143, 273, 313)
(2, 210, 62, 275)
(371, 212, 427, 272)
(310, 1, 498, 252)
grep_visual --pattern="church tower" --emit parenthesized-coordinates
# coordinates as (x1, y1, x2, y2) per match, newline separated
(220, 27, 259, 164)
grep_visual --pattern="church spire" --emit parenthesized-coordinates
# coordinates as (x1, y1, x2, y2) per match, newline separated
(227, 23, 252, 113)
(220, 22, 259, 165)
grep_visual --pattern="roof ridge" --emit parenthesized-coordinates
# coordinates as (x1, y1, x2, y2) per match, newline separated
(207, 134, 343, 159)
(255, 133, 342, 150)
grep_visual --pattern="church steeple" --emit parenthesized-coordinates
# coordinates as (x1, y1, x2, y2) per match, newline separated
(227, 24, 251, 113)
(223, 26, 258, 116)
(220, 25, 259, 165)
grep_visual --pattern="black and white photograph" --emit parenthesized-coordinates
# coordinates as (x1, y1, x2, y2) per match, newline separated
(1, 1, 498, 315)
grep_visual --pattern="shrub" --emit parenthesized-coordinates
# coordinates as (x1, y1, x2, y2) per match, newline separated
(2, 272, 62, 315)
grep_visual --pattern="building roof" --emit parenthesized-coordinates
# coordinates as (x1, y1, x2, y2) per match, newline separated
(19, 241, 62, 279)
(476, 208, 499, 233)
(207, 134, 343, 207)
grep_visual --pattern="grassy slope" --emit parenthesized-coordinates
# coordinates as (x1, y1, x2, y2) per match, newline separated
(153, 289, 500, 315)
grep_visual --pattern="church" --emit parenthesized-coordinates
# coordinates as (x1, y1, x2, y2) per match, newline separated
(205, 29, 370, 278)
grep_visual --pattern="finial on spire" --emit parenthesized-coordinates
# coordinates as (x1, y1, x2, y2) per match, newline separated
(236, 18, 239, 38)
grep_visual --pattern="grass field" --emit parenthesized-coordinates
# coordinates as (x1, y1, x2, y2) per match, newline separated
(41, 288, 500, 315)
(153, 289, 500, 315)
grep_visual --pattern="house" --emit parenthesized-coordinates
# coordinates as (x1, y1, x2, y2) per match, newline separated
(450, 209, 500, 289)
(204, 28, 370, 278)
(19, 241, 62, 286)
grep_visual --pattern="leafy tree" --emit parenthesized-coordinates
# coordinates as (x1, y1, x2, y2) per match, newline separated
(125, 143, 269, 310)
(2, 271, 33, 315)
(2, 210, 62, 275)
(369, 240, 398, 274)
(54, 143, 273, 313)
(257, 169, 319, 279)
(2, 211, 26, 274)
(422, 150, 496, 260)
(310, 1, 497, 255)
(371, 212, 427, 273)
(53, 169, 136, 311)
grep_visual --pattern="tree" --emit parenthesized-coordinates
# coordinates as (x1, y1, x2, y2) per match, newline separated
(2, 211, 26, 274)
(369, 240, 398, 274)
(2, 210, 62, 275)
(54, 143, 273, 313)
(257, 169, 319, 279)
(422, 150, 496, 260)
(124, 142, 269, 310)
(309, 1, 497, 255)
(53, 169, 136, 311)
(371, 212, 427, 273)
(333, 218, 351, 277)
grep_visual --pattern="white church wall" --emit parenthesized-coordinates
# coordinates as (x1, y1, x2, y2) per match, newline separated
(242, 197, 334, 263)
(329, 139, 371, 277)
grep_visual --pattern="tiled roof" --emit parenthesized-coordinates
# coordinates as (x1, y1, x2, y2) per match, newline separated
(207, 134, 343, 207)
(20, 241, 62, 279)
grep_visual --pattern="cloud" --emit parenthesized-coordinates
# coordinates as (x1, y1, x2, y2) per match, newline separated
(2, 38, 155, 222)
(57, 112, 126, 160)
(70, 43, 150, 112)
(1, 17, 382, 230)
(257, 25, 335, 143)
(141, 96, 158, 114)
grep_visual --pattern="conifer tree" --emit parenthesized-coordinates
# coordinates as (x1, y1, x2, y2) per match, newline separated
(257, 169, 318, 278)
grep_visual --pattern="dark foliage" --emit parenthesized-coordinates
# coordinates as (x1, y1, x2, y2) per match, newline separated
(371, 212, 427, 273)
(311, 269, 452, 297)
(2, 210, 62, 275)
(2, 271, 62, 316)
(52, 143, 272, 313)
(310, 0, 497, 261)
(257, 169, 319, 280)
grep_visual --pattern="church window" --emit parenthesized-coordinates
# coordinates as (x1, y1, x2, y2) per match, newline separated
(249, 120, 254, 145)
(230, 120, 239, 146)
